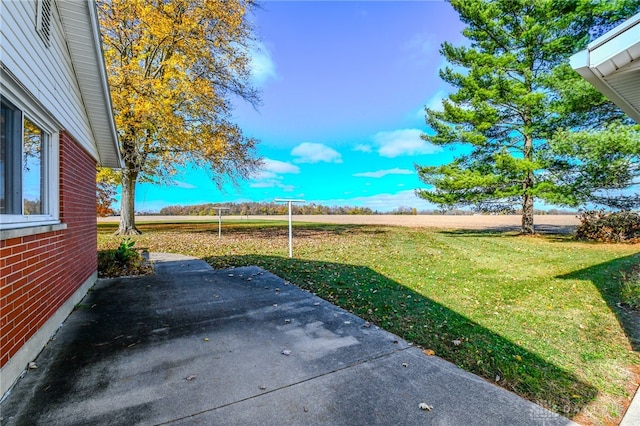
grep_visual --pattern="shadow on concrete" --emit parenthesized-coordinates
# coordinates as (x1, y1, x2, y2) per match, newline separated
(0, 256, 577, 425)
(557, 252, 640, 352)
(204, 254, 596, 418)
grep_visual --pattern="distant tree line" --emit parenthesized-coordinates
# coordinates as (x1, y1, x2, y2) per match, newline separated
(159, 202, 376, 216)
(157, 202, 577, 216)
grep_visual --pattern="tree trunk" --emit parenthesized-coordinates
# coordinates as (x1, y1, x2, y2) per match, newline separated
(522, 189, 534, 235)
(521, 131, 535, 235)
(115, 169, 141, 235)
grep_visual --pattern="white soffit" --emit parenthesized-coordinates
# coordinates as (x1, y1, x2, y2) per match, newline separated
(56, 0, 122, 168)
(570, 12, 640, 123)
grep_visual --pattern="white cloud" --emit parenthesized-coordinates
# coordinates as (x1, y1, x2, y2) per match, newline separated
(251, 158, 299, 189)
(423, 89, 449, 114)
(353, 168, 414, 178)
(171, 180, 197, 189)
(291, 143, 343, 164)
(250, 181, 276, 188)
(250, 41, 277, 86)
(353, 144, 372, 153)
(249, 179, 295, 192)
(253, 158, 299, 179)
(264, 158, 299, 174)
(373, 129, 442, 158)
(311, 190, 434, 212)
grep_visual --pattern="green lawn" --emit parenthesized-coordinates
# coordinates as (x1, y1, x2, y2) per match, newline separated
(98, 220, 640, 424)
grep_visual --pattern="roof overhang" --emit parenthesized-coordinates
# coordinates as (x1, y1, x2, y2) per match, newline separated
(56, 0, 122, 168)
(570, 12, 640, 123)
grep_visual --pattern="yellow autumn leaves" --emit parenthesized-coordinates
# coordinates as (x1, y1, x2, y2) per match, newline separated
(97, 0, 261, 229)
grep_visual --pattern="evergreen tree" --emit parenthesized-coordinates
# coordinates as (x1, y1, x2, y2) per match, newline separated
(416, 0, 640, 234)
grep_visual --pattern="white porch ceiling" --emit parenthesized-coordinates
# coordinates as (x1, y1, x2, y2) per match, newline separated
(570, 12, 640, 123)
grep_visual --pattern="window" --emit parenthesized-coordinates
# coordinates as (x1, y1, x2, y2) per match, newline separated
(1, 98, 58, 227)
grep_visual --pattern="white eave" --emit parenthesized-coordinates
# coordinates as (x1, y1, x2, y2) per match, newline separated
(57, 0, 122, 168)
(570, 12, 640, 123)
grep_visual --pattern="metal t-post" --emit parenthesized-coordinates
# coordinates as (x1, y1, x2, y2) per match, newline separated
(215, 207, 230, 238)
(275, 199, 305, 258)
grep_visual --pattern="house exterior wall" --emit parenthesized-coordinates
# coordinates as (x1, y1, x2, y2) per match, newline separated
(0, 132, 97, 394)
(1, 0, 101, 160)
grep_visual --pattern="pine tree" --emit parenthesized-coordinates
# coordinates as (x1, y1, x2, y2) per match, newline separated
(417, 0, 640, 234)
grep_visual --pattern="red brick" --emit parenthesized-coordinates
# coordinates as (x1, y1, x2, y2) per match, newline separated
(2, 238, 22, 247)
(1, 132, 98, 370)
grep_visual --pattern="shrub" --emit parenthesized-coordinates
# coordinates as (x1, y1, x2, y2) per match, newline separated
(575, 210, 640, 243)
(98, 238, 153, 278)
(115, 237, 136, 264)
(621, 266, 640, 309)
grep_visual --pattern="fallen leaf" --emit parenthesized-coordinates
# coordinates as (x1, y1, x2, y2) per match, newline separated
(418, 402, 433, 411)
(423, 349, 435, 356)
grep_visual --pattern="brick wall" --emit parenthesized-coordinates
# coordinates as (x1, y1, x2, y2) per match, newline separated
(0, 131, 97, 368)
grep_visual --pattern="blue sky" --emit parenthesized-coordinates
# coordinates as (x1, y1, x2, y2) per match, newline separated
(133, 0, 466, 213)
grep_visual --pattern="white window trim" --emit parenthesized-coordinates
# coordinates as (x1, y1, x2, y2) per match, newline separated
(1, 68, 62, 232)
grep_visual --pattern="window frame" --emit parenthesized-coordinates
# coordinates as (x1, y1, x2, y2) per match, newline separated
(1, 86, 60, 230)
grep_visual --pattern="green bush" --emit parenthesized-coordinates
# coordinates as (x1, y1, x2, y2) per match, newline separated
(575, 210, 640, 243)
(621, 267, 640, 309)
(115, 237, 136, 263)
(98, 238, 152, 278)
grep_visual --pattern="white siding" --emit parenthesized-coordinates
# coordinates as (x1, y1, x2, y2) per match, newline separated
(570, 12, 640, 123)
(1, 0, 100, 161)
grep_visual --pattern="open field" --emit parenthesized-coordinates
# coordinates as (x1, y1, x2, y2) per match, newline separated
(98, 219, 638, 425)
(98, 214, 580, 233)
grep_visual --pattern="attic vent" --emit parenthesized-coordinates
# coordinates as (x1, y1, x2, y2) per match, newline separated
(36, 0, 52, 47)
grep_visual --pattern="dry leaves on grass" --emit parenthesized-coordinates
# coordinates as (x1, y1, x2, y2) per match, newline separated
(97, 249, 154, 278)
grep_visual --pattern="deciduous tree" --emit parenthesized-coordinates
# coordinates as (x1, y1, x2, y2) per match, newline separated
(96, 167, 119, 217)
(97, 0, 261, 235)
(416, 0, 640, 234)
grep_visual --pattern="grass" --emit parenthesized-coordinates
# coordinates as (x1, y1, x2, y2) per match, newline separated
(98, 220, 640, 424)
(621, 265, 640, 310)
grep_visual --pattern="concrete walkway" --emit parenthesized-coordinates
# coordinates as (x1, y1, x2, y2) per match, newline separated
(1, 253, 576, 425)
